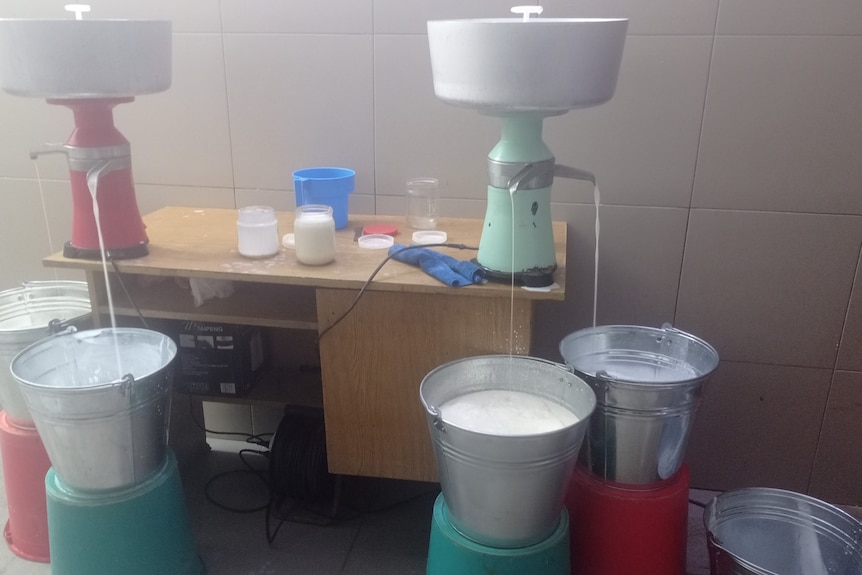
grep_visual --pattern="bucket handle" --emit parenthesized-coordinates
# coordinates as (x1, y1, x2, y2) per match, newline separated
(118, 373, 135, 397)
(48, 320, 78, 335)
(428, 405, 446, 432)
(48, 323, 77, 336)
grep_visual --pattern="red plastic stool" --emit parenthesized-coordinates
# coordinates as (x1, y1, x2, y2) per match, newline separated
(566, 464, 689, 575)
(0, 411, 51, 562)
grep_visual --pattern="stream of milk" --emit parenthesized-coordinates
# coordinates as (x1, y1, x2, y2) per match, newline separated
(86, 166, 124, 378)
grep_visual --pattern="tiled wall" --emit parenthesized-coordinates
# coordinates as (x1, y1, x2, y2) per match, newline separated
(1, 1, 860, 503)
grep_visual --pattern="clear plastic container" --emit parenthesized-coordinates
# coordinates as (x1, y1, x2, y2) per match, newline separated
(294, 204, 336, 265)
(237, 205, 279, 258)
(406, 177, 439, 230)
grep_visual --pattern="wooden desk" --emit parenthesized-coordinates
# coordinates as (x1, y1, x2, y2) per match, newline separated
(45, 206, 567, 481)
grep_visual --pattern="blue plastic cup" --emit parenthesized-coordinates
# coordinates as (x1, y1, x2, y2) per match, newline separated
(293, 167, 355, 229)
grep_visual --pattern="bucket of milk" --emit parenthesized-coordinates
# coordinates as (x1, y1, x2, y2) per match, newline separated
(419, 355, 595, 548)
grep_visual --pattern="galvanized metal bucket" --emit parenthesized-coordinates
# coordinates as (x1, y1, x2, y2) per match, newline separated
(704, 488, 862, 575)
(420, 355, 596, 548)
(0, 281, 91, 424)
(559, 324, 719, 486)
(10, 327, 177, 492)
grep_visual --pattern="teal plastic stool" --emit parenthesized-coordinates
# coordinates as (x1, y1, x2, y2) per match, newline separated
(426, 494, 569, 575)
(46, 450, 204, 575)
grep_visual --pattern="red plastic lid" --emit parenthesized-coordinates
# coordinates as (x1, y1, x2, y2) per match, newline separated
(363, 224, 398, 237)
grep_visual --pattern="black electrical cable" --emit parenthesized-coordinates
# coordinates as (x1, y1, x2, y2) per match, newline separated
(204, 448, 270, 513)
(109, 257, 149, 329)
(265, 410, 341, 543)
(317, 242, 479, 341)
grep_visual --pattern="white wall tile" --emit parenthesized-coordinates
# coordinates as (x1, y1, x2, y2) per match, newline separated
(0, 178, 61, 289)
(374, 0, 718, 35)
(135, 184, 236, 216)
(373, 196, 487, 221)
(37, 179, 74, 256)
(116, 34, 234, 189)
(236, 188, 293, 211)
(546, 35, 712, 208)
(221, 0, 372, 34)
(694, 36, 862, 214)
(224, 34, 374, 195)
(235, 188, 375, 218)
(202, 402, 253, 437)
(373, 35, 498, 203)
(0, 94, 74, 180)
(717, 0, 862, 35)
(676, 210, 862, 368)
(0, 0, 221, 33)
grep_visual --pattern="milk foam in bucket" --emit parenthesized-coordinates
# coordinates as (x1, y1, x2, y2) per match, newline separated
(420, 355, 596, 548)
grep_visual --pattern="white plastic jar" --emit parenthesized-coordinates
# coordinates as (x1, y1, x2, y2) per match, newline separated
(237, 206, 280, 258)
(294, 204, 336, 265)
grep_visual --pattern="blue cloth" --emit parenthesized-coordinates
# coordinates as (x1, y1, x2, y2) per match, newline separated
(389, 244, 485, 287)
(419, 253, 471, 287)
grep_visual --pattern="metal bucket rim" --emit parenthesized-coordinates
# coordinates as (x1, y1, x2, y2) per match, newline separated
(420, 354, 597, 439)
(11, 327, 177, 391)
(704, 487, 862, 570)
(0, 280, 91, 335)
(559, 324, 719, 386)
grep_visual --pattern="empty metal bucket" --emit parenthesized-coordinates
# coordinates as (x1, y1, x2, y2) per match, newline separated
(0, 281, 91, 424)
(559, 324, 718, 486)
(420, 355, 596, 548)
(704, 488, 862, 575)
(10, 327, 177, 492)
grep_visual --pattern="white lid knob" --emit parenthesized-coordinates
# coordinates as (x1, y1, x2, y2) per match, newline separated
(511, 5, 544, 21)
(65, 4, 91, 20)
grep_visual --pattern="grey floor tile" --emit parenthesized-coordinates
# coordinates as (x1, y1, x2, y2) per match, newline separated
(341, 488, 437, 575)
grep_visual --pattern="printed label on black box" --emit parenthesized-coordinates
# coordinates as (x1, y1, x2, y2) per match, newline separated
(219, 383, 237, 395)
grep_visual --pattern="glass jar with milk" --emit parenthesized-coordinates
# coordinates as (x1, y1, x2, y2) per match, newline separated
(294, 204, 336, 265)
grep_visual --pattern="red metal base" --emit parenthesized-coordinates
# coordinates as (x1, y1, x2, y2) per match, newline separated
(566, 464, 689, 575)
(0, 412, 51, 563)
(50, 98, 149, 256)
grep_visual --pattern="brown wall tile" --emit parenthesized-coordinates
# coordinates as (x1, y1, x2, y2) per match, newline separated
(837, 251, 862, 371)
(686, 361, 831, 493)
(676, 210, 862, 368)
(809, 371, 862, 505)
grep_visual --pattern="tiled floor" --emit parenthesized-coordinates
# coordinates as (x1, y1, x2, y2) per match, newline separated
(0, 441, 721, 575)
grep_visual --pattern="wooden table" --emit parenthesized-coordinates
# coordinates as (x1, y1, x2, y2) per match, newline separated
(45, 206, 567, 482)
